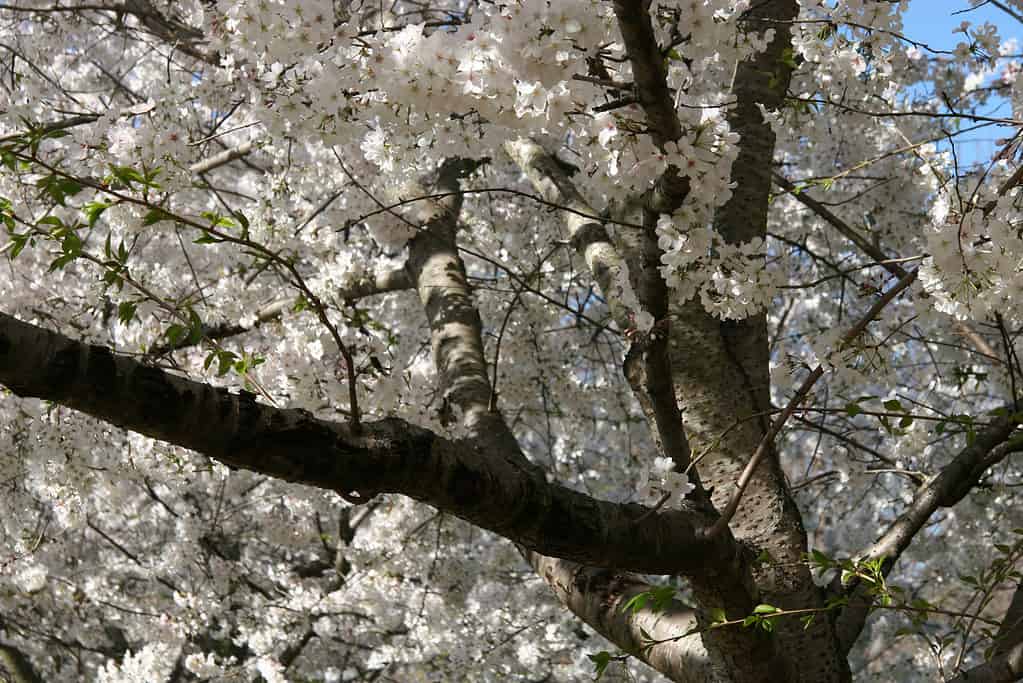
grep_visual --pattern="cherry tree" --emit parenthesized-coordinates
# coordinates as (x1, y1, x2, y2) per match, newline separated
(1, 0, 1023, 680)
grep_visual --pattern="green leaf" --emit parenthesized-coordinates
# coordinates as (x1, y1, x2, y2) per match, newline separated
(910, 598, 933, 612)
(61, 231, 82, 255)
(588, 651, 611, 679)
(753, 604, 780, 615)
(708, 607, 727, 626)
(218, 351, 238, 377)
(801, 614, 816, 630)
(780, 47, 797, 69)
(0, 196, 14, 230)
(201, 210, 236, 229)
(36, 215, 64, 230)
(186, 309, 204, 345)
(883, 399, 904, 412)
(142, 208, 173, 226)
(648, 585, 677, 613)
(845, 402, 862, 417)
(825, 595, 849, 610)
(878, 415, 892, 434)
(194, 231, 223, 244)
(622, 591, 650, 614)
(36, 174, 82, 206)
(6, 232, 30, 260)
(1, 149, 17, 171)
(165, 324, 188, 346)
(102, 267, 125, 292)
(809, 548, 833, 572)
(83, 200, 113, 227)
(108, 164, 148, 189)
(117, 301, 137, 325)
(204, 350, 239, 377)
(47, 230, 81, 271)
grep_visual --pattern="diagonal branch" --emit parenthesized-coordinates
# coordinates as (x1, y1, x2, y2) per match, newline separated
(505, 138, 694, 473)
(771, 172, 909, 278)
(151, 269, 411, 355)
(504, 139, 637, 330)
(189, 141, 258, 175)
(708, 268, 920, 538)
(833, 412, 1023, 653)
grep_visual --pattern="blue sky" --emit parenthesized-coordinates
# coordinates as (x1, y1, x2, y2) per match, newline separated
(901, 0, 1020, 166)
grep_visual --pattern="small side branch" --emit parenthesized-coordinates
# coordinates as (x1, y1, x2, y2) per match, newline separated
(707, 268, 920, 539)
(833, 416, 1023, 653)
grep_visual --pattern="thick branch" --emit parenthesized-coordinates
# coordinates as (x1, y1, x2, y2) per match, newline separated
(945, 640, 1023, 683)
(529, 555, 726, 683)
(834, 413, 1023, 653)
(0, 641, 42, 683)
(403, 160, 523, 455)
(3, 0, 218, 63)
(611, 0, 682, 146)
(689, 2, 850, 680)
(995, 582, 1023, 658)
(609, 1, 691, 210)
(0, 311, 743, 574)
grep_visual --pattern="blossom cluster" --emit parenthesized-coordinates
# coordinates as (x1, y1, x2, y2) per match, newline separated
(637, 457, 696, 509)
